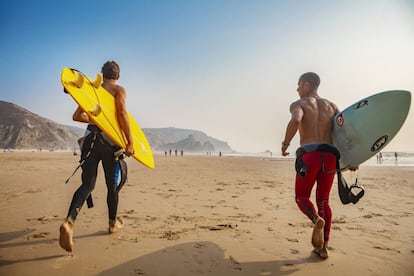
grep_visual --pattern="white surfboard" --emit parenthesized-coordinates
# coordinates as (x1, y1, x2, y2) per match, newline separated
(332, 90, 411, 170)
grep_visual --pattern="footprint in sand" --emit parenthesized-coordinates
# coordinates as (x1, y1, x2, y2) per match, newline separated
(373, 245, 392, 251)
(194, 242, 207, 249)
(229, 255, 242, 271)
(131, 268, 147, 275)
(290, 249, 300, 254)
(280, 263, 296, 272)
(54, 254, 75, 269)
(26, 232, 51, 240)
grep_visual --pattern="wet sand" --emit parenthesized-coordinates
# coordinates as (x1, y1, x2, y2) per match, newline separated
(0, 152, 413, 275)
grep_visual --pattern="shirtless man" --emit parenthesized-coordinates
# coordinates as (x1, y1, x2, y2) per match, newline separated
(59, 61, 134, 252)
(281, 72, 339, 259)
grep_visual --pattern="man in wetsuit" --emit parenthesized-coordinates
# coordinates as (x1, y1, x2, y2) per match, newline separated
(281, 72, 339, 259)
(59, 61, 135, 252)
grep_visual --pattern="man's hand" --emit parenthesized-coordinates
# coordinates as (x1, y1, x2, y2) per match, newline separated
(281, 142, 289, 156)
(125, 143, 135, 156)
(349, 165, 359, 171)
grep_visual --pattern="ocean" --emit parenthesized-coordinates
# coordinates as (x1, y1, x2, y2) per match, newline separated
(226, 151, 414, 167)
(363, 151, 414, 167)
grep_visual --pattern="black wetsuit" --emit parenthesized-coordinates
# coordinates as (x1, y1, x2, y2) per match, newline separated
(66, 125, 126, 225)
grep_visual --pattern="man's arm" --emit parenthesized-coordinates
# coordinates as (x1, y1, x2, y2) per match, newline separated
(332, 102, 340, 115)
(73, 106, 89, 123)
(115, 87, 134, 156)
(281, 102, 303, 156)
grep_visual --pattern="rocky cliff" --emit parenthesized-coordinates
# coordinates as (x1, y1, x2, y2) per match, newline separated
(144, 128, 232, 152)
(0, 101, 233, 153)
(0, 101, 81, 150)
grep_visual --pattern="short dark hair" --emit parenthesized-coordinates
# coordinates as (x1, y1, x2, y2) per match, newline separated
(299, 72, 320, 90)
(101, 61, 120, 79)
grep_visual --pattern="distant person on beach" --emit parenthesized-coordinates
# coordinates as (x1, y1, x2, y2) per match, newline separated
(59, 61, 134, 252)
(281, 72, 341, 260)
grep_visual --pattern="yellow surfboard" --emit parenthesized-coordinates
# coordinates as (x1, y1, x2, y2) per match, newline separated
(61, 68, 154, 169)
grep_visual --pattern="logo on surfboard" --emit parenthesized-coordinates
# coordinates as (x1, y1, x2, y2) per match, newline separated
(354, 100, 369, 109)
(336, 113, 344, 126)
(370, 135, 388, 152)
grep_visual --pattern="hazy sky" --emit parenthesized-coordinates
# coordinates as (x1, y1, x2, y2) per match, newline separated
(1, 0, 413, 153)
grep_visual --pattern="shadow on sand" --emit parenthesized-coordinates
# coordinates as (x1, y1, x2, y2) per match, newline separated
(99, 241, 322, 276)
(0, 229, 108, 267)
(1, 230, 323, 274)
(0, 229, 36, 243)
(0, 230, 107, 250)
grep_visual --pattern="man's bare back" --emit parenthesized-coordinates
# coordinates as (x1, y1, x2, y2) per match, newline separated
(292, 97, 338, 146)
(102, 82, 123, 97)
(281, 74, 339, 156)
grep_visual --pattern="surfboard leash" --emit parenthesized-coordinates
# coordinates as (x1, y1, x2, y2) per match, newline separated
(65, 132, 97, 184)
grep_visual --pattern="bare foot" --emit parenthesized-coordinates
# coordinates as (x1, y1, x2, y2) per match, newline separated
(313, 246, 329, 260)
(312, 216, 325, 250)
(109, 217, 124, 234)
(59, 221, 74, 252)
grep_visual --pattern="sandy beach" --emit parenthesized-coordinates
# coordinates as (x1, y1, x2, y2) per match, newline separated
(0, 152, 413, 275)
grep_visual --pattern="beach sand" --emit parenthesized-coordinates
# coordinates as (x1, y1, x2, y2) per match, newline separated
(0, 152, 413, 275)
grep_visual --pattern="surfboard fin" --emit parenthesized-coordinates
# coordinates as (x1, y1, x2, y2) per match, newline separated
(338, 171, 365, 204)
(89, 104, 102, 116)
(92, 73, 102, 89)
(71, 70, 85, 88)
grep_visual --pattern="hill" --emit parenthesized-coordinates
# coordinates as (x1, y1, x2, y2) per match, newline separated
(0, 101, 82, 150)
(144, 128, 232, 153)
(0, 101, 233, 153)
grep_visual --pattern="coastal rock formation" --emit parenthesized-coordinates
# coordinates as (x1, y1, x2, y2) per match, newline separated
(144, 128, 232, 153)
(0, 101, 82, 150)
(0, 101, 233, 153)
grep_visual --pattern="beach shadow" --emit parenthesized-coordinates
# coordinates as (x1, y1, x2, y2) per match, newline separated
(0, 229, 109, 268)
(0, 254, 65, 267)
(0, 230, 107, 249)
(0, 229, 35, 242)
(98, 241, 322, 276)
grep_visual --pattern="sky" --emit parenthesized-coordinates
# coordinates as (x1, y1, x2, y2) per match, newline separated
(1, 0, 413, 153)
